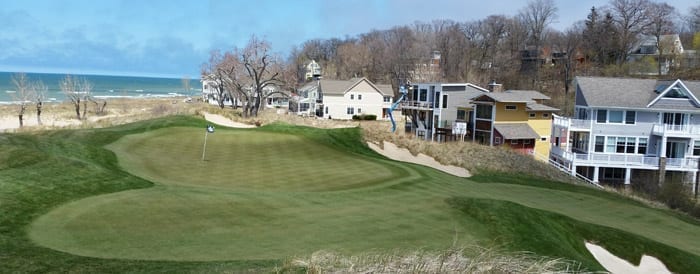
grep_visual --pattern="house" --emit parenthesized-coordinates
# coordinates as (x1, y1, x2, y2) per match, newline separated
(290, 77, 393, 119)
(628, 34, 684, 75)
(470, 85, 558, 159)
(550, 76, 700, 192)
(201, 76, 289, 109)
(401, 82, 488, 141)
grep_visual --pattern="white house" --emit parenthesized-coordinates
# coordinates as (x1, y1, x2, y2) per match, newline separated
(550, 76, 700, 192)
(291, 78, 393, 119)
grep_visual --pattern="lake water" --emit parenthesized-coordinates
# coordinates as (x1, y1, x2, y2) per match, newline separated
(0, 71, 200, 104)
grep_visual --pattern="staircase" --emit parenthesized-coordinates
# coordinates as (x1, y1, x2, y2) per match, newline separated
(533, 152, 603, 189)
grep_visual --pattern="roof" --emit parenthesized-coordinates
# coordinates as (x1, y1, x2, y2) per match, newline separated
(527, 103, 559, 111)
(473, 90, 550, 103)
(494, 123, 540, 140)
(319, 77, 393, 96)
(576, 76, 700, 110)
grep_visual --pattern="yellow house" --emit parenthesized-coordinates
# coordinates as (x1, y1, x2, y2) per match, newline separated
(471, 90, 558, 160)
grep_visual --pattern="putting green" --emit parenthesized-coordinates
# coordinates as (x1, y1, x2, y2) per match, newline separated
(105, 127, 403, 192)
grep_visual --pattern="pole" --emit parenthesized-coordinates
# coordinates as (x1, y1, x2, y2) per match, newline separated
(201, 131, 208, 161)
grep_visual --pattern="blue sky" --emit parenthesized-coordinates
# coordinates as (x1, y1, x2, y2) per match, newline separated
(0, 0, 696, 78)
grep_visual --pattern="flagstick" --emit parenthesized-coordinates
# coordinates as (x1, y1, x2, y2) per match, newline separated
(201, 130, 208, 161)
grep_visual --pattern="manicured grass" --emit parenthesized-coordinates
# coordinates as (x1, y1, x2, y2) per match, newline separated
(2, 115, 700, 272)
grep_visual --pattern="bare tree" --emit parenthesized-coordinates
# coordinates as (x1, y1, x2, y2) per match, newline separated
(32, 80, 47, 125)
(11, 73, 32, 128)
(240, 36, 283, 117)
(646, 2, 676, 75)
(60, 75, 92, 120)
(80, 80, 92, 120)
(519, 0, 558, 86)
(201, 50, 230, 109)
(608, 0, 652, 65)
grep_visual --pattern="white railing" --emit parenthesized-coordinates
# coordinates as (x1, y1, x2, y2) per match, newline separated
(401, 100, 434, 109)
(538, 150, 604, 188)
(651, 124, 700, 136)
(551, 145, 699, 170)
(552, 115, 591, 130)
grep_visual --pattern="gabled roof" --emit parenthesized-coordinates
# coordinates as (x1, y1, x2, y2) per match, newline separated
(494, 123, 539, 140)
(576, 76, 700, 110)
(320, 77, 393, 96)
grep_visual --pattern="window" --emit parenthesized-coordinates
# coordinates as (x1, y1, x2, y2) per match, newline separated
(626, 137, 635, 153)
(476, 104, 493, 119)
(325, 106, 328, 114)
(540, 137, 547, 141)
(384, 96, 391, 102)
(456, 109, 466, 120)
(495, 137, 501, 144)
(434, 92, 441, 108)
(511, 139, 519, 145)
(638, 138, 647, 155)
(419, 89, 427, 101)
(625, 111, 636, 124)
(529, 113, 536, 118)
(597, 110, 607, 123)
(346, 107, 354, 115)
(505, 105, 517, 111)
(524, 139, 531, 144)
(609, 110, 623, 123)
(606, 136, 616, 153)
(542, 113, 550, 118)
(350, 94, 354, 100)
(695, 140, 700, 156)
(357, 108, 362, 114)
(358, 94, 362, 100)
(442, 94, 448, 108)
(595, 136, 605, 152)
(616, 137, 626, 153)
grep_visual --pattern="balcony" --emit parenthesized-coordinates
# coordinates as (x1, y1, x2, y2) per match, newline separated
(550, 146, 699, 170)
(552, 115, 591, 131)
(401, 100, 434, 110)
(651, 124, 700, 137)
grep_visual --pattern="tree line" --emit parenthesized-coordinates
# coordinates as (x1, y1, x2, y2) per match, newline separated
(204, 0, 700, 116)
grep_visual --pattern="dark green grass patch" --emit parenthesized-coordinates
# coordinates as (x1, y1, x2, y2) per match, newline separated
(447, 197, 700, 273)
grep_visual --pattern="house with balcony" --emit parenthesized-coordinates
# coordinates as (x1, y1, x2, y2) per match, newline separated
(401, 82, 488, 141)
(470, 87, 558, 159)
(550, 76, 700, 191)
(291, 77, 393, 119)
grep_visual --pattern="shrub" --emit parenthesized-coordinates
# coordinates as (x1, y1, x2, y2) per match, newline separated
(658, 179, 694, 211)
(352, 114, 377, 120)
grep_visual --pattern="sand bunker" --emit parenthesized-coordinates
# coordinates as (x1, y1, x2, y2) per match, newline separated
(203, 112, 256, 128)
(585, 242, 670, 274)
(367, 141, 471, 178)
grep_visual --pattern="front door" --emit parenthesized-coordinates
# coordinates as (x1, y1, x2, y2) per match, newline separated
(666, 141, 687, 158)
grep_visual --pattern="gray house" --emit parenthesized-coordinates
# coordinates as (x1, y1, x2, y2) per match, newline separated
(550, 76, 700, 193)
(401, 82, 488, 140)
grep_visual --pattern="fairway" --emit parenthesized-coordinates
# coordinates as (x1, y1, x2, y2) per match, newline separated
(12, 119, 700, 272)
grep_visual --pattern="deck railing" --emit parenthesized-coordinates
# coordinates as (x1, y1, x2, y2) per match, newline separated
(651, 124, 700, 136)
(552, 115, 591, 130)
(550, 146, 699, 169)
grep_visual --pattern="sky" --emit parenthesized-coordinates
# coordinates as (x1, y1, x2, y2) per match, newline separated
(0, 0, 697, 78)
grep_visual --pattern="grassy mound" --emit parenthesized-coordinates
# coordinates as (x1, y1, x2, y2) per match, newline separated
(1, 115, 700, 272)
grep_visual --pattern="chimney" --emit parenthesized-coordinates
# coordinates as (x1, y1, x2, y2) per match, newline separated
(487, 80, 503, 93)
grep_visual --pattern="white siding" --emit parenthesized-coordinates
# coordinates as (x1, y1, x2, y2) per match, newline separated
(322, 80, 390, 120)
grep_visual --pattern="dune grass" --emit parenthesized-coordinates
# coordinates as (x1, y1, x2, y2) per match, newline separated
(2, 115, 700, 272)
